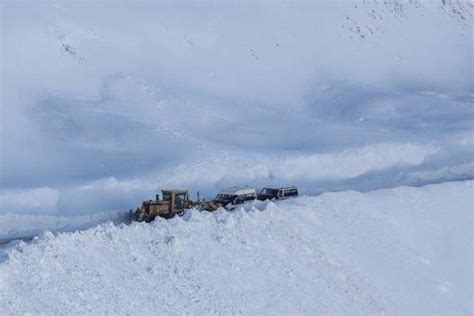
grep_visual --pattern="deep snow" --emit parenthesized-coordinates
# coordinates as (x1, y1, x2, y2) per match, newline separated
(0, 2, 472, 313)
(0, 181, 472, 314)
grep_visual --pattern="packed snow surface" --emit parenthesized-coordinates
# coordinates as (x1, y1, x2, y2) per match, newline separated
(0, 181, 472, 314)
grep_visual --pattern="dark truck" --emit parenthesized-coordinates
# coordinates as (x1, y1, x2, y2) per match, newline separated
(257, 186, 299, 201)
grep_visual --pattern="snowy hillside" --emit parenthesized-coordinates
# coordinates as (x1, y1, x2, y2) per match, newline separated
(1, 0, 473, 216)
(0, 181, 472, 314)
(0, 2, 473, 314)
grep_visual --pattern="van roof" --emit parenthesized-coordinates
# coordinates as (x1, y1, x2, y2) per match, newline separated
(262, 186, 298, 190)
(219, 186, 256, 195)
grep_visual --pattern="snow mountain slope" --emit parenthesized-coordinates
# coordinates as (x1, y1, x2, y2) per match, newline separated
(1, 0, 473, 215)
(0, 181, 472, 314)
(0, 2, 472, 313)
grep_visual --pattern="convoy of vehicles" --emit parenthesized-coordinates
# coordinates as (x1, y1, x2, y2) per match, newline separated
(129, 185, 299, 222)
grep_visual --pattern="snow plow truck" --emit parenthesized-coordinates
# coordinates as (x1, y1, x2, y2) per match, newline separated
(128, 188, 231, 222)
(129, 190, 194, 222)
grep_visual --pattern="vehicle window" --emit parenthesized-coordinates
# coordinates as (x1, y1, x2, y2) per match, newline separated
(174, 193, 186, 209)
(287, 189, 298, 196)
(217, 194, 237, 202)
(246, 194, 255, 201)
(162, 192, 171, 201)
(264, 188, 278, 195)
(217, 194, 226, 200)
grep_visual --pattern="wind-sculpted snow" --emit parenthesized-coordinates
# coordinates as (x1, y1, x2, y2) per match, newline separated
(0, 181, 472, 314)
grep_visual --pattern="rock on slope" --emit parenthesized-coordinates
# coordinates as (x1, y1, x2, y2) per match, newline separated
(0, 181, 472, 314)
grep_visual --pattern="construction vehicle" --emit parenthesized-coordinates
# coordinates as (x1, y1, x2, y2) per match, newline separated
(129, 189, 194, 222)
(257, 186, 299, 201)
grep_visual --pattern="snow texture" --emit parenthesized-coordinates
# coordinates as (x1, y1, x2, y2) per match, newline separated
(0, 2, 472, 313)
(0, 181, 472, 314)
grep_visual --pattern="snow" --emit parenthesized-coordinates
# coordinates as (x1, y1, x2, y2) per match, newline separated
(1, 1, 473, 214)
(0, 1, 472, 313)
(0, 181, 472, 314)
(0, 211, 126, 243)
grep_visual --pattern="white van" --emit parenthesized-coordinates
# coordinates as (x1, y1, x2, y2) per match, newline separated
(214, 186, 256, 209)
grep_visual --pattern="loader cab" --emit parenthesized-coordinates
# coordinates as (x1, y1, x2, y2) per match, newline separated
(161, 190, 189, 211)
(130, 189, 191, 222)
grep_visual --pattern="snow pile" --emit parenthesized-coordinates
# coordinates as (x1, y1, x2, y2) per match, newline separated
(0, 181, 472, 314)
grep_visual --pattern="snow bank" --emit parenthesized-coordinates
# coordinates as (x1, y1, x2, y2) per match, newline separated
(0, 211, 126, 242)
(0, 181, 472, 314)
(1, 0, 473, 215)
(1, 142, 443, 215)
(160, 143, 438, 186)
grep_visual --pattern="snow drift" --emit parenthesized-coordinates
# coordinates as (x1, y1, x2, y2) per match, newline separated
(0, 181, 472, 314)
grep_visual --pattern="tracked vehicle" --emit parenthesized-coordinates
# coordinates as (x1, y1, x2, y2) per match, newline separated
(129, 189, 194, 222)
